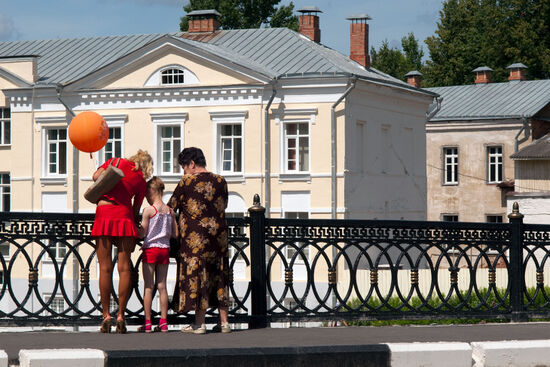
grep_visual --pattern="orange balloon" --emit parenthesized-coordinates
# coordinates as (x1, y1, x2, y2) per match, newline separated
(68, 111, 109, 153)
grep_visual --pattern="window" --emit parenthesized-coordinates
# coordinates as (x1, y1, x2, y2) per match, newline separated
(443, 147, 458, 185)
(486, 215, 503, 223)
(45, 128, 67, 176)
(0, 173, 9, 212)
(284, 212, 309, 261)
(161, 68, 184, 85)
(42, 295, 65, 316)
(100, 127, 122, 163)
(0, 108, 10, 145)
(442, 214, 458, 222)
(487, 146, 503, 183)
(48, 241, 67, 260)
(0, 242, 8, 258)
(219, 124, 242, 174)
(284, 122, 309, 172)
(159, 126, 182, 175)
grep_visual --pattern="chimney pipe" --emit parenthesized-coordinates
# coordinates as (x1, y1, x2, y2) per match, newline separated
(347, 14, 371, 69)
(473, 66, 493, 84)
(405, 70, 422, 88)
(297, 6, 322, 43)
(187, 9, 221, 33)
(507, 63, 528, 82)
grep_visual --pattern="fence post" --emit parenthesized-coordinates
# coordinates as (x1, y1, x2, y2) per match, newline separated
(248, 194, 268, 329)
(508, 202, 526, 322)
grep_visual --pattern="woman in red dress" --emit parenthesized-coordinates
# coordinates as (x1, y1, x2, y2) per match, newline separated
(91, 149, 153, 333)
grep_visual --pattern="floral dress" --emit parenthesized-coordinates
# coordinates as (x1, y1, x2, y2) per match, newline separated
(169, 172, 229, 312)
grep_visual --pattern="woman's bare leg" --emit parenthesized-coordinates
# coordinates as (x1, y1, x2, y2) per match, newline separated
(96, 236, 113, 320)
(116, 237, 136, 321)
(219, 307, 229, 325)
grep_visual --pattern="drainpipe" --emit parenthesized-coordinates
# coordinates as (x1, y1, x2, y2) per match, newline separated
(56, 84, 79, 332)
(331, 77, 356, 219)
(264, 81, 277, 216)
(426, 96, 443, 120)
(514, 116, 530, 154)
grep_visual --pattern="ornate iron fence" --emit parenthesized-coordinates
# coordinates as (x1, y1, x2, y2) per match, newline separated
(0, 199, 548, 329)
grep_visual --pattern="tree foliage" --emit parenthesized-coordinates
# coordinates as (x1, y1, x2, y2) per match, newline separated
(424, 0, 550, 86)
(180, 0, 299, 31)
(370, 33, 424, 82)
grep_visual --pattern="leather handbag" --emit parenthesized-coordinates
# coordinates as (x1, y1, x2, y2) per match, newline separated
(84, 158, 125, 204)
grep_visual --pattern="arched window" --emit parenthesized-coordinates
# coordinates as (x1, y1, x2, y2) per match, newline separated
(161, 68, 184, 85)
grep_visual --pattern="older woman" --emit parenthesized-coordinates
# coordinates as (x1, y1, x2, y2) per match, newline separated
(169, 147, 231, 334)
(91, 149, 153, 334)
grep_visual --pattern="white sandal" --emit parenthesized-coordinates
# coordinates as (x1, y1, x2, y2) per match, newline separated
(181, 324, 206, 334)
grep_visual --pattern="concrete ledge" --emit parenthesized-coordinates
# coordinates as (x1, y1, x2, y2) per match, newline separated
(105, 345, 391, 367)
(472, 340, 550, 367)
(388, 342, 472, 367)
(0, 350, 7, 367)
(19, 349, 105, 367)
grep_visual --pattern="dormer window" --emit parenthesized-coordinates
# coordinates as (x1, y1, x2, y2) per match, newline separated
(161, 68, 184, 85)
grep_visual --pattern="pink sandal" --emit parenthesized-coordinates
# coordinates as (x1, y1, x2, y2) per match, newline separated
(138, 320, 152, 333)
(154, 318, 168, 332)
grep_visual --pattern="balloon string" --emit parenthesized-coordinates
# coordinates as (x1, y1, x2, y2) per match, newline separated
(90, 153, 92, 159)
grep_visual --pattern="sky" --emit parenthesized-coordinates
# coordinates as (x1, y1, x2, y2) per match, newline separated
(0, 0, 444, 59)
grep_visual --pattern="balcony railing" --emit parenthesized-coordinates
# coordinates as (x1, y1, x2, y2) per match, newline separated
(1, 198, 549, 328)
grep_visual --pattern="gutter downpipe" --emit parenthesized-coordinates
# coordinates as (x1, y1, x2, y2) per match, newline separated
(264, 81, 277, 216)
(426, 96, 443, 120)
(56, 84, 79, 332)
(331, 77, 356, 219)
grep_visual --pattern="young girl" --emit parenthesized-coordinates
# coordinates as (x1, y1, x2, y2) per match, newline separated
(138, 176, 178, 332)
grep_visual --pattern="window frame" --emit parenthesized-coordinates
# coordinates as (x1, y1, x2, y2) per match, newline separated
(281, 119, 311, 175)
(42, 126, 68, 178)
(486, 214, 504, 223)
(151, 113, 187, 180)
(442, 146, 458, 185)
(0, 108, 10, 146)
(97, 115, 127, 166)
(0, 172, 10, 212)
(486, 145, 503, 184)
(441, 214, 459, 222)
(160, 67, 185, 86)
(210, 111, 247, 178)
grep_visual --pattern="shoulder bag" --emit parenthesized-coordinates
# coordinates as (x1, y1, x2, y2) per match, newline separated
(84, 158, 125, 204)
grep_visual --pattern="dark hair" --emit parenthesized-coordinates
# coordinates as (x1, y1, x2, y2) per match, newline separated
(178, 147, 206, 167)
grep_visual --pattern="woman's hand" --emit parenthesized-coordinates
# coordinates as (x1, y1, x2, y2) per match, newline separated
(92, 167, 105, 182)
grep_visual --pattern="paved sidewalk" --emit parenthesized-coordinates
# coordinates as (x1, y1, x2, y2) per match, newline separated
(1, 322, 550, 365)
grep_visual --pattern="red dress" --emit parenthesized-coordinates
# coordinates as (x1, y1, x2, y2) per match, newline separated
(91, 158, 146, 237)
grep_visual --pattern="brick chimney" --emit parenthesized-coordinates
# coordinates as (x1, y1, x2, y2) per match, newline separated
(347, 14, 371, 69)
(187, 9, 221, 33)
(405, 70, 422, 88)
(507, 63, 527, 82)
(473, 66, 493, 84)
(297, 7, 322, 43)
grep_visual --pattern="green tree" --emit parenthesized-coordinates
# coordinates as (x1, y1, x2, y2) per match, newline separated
(180, 0, 299, 31)
(370, 33, 424, 82)
(424, 0, 550, 86)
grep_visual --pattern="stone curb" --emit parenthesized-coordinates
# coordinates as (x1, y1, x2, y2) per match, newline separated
(10, 340, 550, 367)
(18, 349, 105, 367)
(0, 350, 7, 367)
(388, 342, 472, 367)
(472, 340, 550, 367)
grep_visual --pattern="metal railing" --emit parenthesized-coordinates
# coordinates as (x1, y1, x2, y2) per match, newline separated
(1, 198, 549, 329)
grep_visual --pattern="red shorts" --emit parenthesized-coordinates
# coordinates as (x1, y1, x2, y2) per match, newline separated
(142, 247, 170, 264)
(91, 204, 138, 237)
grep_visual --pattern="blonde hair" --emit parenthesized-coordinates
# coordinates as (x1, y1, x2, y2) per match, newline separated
(147, 176, 165, 194)
(128, 149, 153, 180)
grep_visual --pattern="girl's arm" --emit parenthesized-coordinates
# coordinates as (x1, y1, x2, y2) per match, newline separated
(170, 209, 179, 239)
(139, 206, 153, 238)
